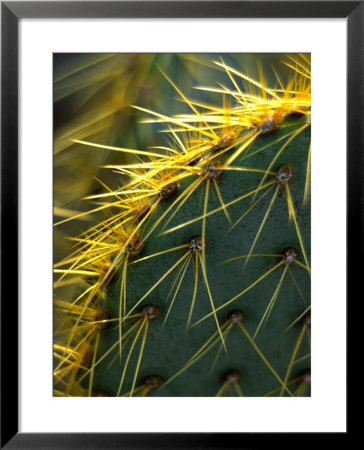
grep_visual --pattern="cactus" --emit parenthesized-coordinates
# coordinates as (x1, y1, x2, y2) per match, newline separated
(54, 53, 311, 397)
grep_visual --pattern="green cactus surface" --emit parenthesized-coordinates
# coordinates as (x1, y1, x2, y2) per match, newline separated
(54, 53, 311, 398)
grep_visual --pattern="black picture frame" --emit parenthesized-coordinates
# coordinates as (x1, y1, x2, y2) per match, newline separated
(1, 1, 357, 448)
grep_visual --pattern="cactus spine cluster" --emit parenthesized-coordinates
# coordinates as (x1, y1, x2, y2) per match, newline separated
(54, 54, 311, 397)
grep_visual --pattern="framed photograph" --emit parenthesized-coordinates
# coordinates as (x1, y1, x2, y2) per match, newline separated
(1, 1, 357, 448)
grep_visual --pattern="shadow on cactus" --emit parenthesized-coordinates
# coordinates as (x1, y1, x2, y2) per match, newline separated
(54, 53, 311, 397)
